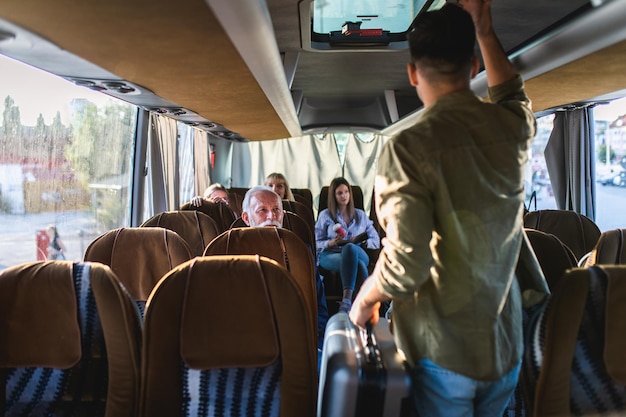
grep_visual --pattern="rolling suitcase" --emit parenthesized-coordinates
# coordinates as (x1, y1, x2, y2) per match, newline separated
(317, 312, 412, 417)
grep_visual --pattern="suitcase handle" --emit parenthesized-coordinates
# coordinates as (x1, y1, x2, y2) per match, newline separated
(364, 321, 377, 363)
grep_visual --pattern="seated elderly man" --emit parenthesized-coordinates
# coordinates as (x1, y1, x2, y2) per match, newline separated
(241, 185, 329, 365)
(241, 185, 284, 227)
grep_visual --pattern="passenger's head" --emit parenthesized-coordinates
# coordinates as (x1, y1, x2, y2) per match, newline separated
(407, 4, 476, 86)
(203, 183, 229, 204)
(241, 185, 284, 228)
(46, 225, 59, 238)
(327, 177, 355, 221)
(264, 172, 295, 201)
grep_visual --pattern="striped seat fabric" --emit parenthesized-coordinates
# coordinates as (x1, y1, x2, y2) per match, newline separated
(523, 266, 626, 416)
(139, 255, 317, 417)
(0, 261, 141, 417)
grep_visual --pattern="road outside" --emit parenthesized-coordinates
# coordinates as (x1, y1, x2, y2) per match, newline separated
(0, 210, 103, 271)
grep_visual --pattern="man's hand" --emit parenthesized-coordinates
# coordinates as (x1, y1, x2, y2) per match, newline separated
(349, 276, 387, 329)
(460, 0, 493, 38)
(191, 196, 204, 207)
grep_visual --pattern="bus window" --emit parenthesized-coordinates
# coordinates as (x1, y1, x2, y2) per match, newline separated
(525, 115, 557, 212)
(524, 97, 626, 232)
(594, 96, 626, 231)
(0, 55, 137, 271)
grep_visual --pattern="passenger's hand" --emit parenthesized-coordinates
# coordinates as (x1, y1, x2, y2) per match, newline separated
(460, 0, 493, 38)
(211, 196, 227, 205)
(190, 196, 204, 207)
(349, 277, 381, 329)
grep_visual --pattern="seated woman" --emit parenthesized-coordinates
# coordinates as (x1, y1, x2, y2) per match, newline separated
(190, 183, 229, 206)
(315, 177, 380, 313)
(264, 172, 295, 201)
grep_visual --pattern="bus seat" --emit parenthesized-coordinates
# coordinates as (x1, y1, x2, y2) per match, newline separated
(180, 200, 237, 234)
(227, 187, 248, 217)
(203, 227, 317, 344)
(292, 188, 313, 210)
(523, 266, 626, 416)
(229, 211, 315, 253)
(584, 228, 626, 266)
(0, 261, 142, 417)
(525, 228, 577, 290)
(140, 210, 220, 256)
(523, 209, 601, 261)
(317, 185, 364, 215)
(83, 227, 193, 314)
(139, 255, 317, 417)
(283, 199, 315, 236)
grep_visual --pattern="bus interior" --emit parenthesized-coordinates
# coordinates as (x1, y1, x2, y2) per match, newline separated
(2, 0, 626, 415)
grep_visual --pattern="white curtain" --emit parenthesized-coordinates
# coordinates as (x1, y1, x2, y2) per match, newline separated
(229, 133, 388, 216)
(148, 114, 179, 213)
(193, 128, 210, 197)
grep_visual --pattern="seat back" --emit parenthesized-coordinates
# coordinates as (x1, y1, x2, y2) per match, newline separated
(140, 210, 220, 256)
(83, 227, 193, 313)
(525, 228, 577, 290)
(203, 227, 317, 342)
(0, 261, 142, 417)
(229, 211, 315, 252)
(227, 187, 249, 217)
(282, 199, 315, 236)
(523, 266, 626, 416)
(180, 200, 237, 233)
(139, 255, 317, 417)
(523, 209, 601, 261)
(584, 228, 626, 266)
(318, 185, 364, 214)
(292, 188, 313, 210)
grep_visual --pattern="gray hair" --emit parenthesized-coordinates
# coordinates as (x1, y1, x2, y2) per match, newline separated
(242, 185, 282, 213)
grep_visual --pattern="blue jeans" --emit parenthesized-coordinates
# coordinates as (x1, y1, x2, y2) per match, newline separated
(318, 243, 369, 291)
(412, 358, 521, 417)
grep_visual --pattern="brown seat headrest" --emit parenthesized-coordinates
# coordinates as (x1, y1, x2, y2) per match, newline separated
(586, 228, 626, 266)
(0, 261, 81, 368)
(84, 227, 192, 300)
(178, 256, 282, 369)
(141, 210, 220, 256)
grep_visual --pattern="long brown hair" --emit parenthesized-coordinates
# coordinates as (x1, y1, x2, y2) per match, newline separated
(327, 177, 355, 223)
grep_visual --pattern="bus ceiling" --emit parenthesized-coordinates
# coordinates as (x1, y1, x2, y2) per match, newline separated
(0, 0, 625, 141)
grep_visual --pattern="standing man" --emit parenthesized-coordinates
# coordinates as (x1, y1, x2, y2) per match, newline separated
(350, 1, 543, 415)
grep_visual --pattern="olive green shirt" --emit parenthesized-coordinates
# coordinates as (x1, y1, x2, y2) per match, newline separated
(373, 75, 537, 380)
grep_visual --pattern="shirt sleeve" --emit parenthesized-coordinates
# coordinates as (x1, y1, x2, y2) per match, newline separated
(314, 209, 333, 251)
(488, 74, 536, 142)
(372, 136, 436, 300)
(359, 210, 381, 249)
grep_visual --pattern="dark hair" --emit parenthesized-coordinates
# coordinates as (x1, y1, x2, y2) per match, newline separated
(327, 177, 356, 224)
(408, 4, 475, 80)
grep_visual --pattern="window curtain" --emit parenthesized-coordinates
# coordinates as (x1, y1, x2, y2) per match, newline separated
(193, 128, 210, 197)
(544, 106, 596, 219)
(229, 133, 387, 216)
(343, 133, 388, 213)
(148, 114, 179, 213)
(178, 123, 195, 204)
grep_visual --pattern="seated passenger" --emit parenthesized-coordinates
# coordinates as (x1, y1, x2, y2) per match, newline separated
(264, 172, 295, 201)
(315, 177, 380, 313)
(190, 182, 229, 207)
(241, 185, 329, 356)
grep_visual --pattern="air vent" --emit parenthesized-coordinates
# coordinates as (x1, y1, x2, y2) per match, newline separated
(69, 78, 141, 95)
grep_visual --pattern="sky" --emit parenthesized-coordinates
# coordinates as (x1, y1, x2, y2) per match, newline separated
(1, 52, 626, 127)
(0, 54, 111, 126)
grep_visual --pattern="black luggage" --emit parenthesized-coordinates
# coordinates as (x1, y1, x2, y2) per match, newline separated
(317, 312, 412, 417)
